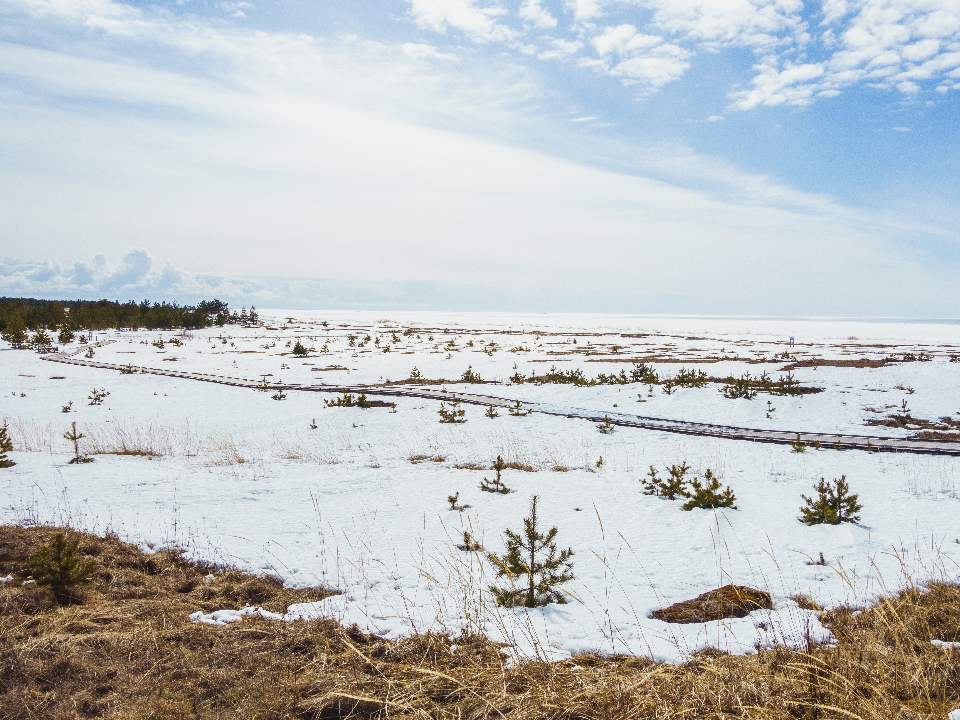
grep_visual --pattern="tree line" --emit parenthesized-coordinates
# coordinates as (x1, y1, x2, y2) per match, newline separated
(0, 297, 257, 339)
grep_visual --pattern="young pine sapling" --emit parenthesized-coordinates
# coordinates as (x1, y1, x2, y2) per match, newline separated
(480, 455, 511, 494)
(447, 492, 470, 511)
(27, 532, 96, 603)
(596, 416, 615, 434)
(507, 400, 531, 417)
(641, 463, 690, 500)
(64, 422, 93, 464)
(0, 424, 15, 468)
(438, 398, 467, 423)
(799, 476, 862, 525)
(487, 495, 574, 608)
(87, 388, 110, 406)
(681, 469, 738, 511)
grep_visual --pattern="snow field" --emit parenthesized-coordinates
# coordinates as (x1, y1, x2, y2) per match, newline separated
(2, 311, 959, 662)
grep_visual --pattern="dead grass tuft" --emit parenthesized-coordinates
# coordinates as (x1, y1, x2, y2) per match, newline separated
(651, 585, 773, 623)
(410, 454, 446, 464)
(2, 525, 959, 720)
(501, 460, 535, 472)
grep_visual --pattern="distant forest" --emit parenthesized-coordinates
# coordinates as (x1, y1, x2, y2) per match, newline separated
(0, 297, 257, 333)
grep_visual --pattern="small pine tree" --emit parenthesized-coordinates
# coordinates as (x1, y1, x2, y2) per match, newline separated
(292, 340, 308, 356)
(1, 316, 28, 348)
(799, 476, 862, 525)
(460, 366, 483, 383)
(481, 455, 511, 494)
(447, 492, 469, 511)
(439, 399, 467, 423)
(30, 330, 53, 351)
(27, 532, 96, 602)
(681, 470, 738, 511)
(356, 392, 371, 409)
(324, 391, 355, 407)
(484, 404, 499, 419)
(507, 400, 531, 417)
(790, 434, 808, 453)
(64, 422, 93, 464)
(457, 531, 483, 552)
(0, 424, 15, 468)
(88, 388, 110, 406)
(57, 325, 75, 344)
(487, 495, 574, 608)
(596, 416, 615, 434)
(641, 463, 690, 500)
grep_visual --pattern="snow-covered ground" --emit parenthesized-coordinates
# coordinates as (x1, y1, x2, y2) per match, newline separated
(2, 311, 959, 662)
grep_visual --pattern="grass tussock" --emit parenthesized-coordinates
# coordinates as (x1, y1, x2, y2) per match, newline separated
(2, 524, 959, 720)
(409, 454, 446, 464)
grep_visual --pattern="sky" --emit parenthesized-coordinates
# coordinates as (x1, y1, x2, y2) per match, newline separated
(1, 0, 959, 315)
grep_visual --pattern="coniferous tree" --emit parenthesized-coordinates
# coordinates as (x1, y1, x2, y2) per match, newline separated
(0, 424, 15, 468)
(438, 398, 467, 423)
(27, 533, 96, 602)
(1, 315, 28, 348)
(799, 476, 862, 525)
(487, 495, 574, 608)
(64, 422, 93, 464)
(481, 455, 511, 494)
(58, 325, 75, 344)
(681, 470, 738, 511)
(507, 399, 531, 416)
(642, 463, 690, 500)
(484, 404, 499, 419)
(30, 329, 53, 351)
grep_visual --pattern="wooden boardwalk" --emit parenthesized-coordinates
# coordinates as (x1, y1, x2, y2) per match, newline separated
(42, 345, 960, 457)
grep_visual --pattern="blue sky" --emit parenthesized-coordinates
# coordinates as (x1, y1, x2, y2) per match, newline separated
(1, 0, 959, 314)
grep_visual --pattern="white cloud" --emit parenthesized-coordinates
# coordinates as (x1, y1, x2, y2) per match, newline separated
(586, 25, 690, 87)
(406, 0, 514, 42)
(567, 0, 603, 21)
(729, 57, 826, 109)
(2, 0, 960, 314)
(519, 0, 557, 28)
(892, 125, 911, 131)
(730, 0, 960, 108)
(401, 42, 461, 61)
(539, 38, 583, 59)
(642, 0, 807, 51)
(593, 24, 663, 56)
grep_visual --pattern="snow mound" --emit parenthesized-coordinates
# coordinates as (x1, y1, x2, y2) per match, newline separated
(189, 599, 334, 626)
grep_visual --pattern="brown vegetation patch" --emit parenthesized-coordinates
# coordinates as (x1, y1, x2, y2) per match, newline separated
(651, 585, 773, 624)
(362, 400, 396, 408)
(409, 454, 446, 464)
(502, 460, 535, 472)
(2, 526, 959, 719)
(585, 356, 727, 364)
(865, 414, 960, 438)
(780, 358, 889, 370)
(911, 431, 960, 442)
(92, 448, 160, 457)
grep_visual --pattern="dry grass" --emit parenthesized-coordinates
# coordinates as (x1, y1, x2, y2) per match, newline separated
(410, 454, 446, 464)
(2, 525, 959, 720)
